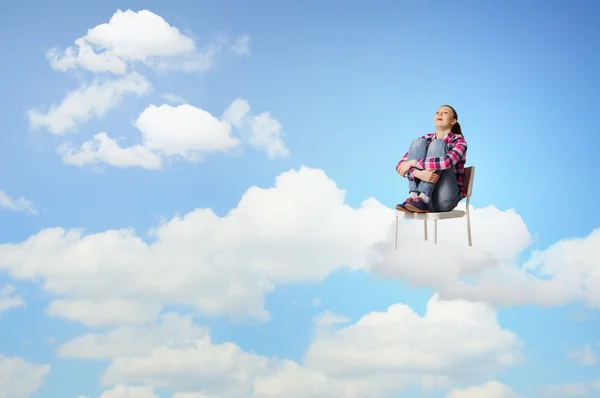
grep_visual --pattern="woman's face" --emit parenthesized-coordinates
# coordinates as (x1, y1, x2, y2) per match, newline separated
(433, 106, 456, 129)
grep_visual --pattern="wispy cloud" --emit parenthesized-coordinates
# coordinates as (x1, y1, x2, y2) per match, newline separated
(0, 190, 37, 215)
(0, 285, 26, 313)
(163, 93, 187, 104)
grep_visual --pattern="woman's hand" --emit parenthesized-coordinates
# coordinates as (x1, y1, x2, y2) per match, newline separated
(397, 160, 413, 177)
(414, 169, 440, 183)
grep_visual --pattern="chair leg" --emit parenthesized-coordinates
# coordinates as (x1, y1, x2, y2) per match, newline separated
(394, 215, 398, 250)
(423, 220, 428, 241)
(466, 211, 472, 247)
(434, 220, 438, 245)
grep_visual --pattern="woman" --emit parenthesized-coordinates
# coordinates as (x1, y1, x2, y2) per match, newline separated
(395, 105, 467, 213)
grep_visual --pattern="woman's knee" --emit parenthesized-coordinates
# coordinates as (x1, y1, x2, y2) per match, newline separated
(411, 138, 427, 148)
(429, 138, 447, 150)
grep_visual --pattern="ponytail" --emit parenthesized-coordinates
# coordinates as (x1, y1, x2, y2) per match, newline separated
(452, 121, 464, 137)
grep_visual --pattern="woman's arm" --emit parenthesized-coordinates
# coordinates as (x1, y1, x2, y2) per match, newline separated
(395, 134, 429, 176)
(414, 138, 467, 171)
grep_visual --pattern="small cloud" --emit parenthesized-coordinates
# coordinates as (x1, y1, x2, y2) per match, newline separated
(314, 310, 350, 327)
(230, 35, 250, 56)
(0, 285, 26, 313)
(223, 98, 289, 159)
(312, 298, 322, 307)
(163, 93, 187, 104)
(28, 72, 151, 135)
(0, 191, 37, 215)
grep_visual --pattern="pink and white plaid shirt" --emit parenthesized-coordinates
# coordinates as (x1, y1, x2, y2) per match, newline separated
(396, 132, 468, 199)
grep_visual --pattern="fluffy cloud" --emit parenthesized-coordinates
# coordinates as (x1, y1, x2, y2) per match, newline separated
(371, 204, 532, 291)
(0, 285, 25, 314)
(66, 297, 521, 398)
(135, 104, 240, 159)
(28, 73, 151, 135)
(302, 295, 522, 388)
(2, 165, 600, 325)
(5, 165, 600, 396)
(47, 9, 248, 75)
(0, 167, 391, 323)
(223, 98, 289, 159)
(29, 9, 249, 137)
(446, 381, 518, 398)
(435, 228, 600, 309)
(0, 190, 37, 215)
(373, 204, 600, 312)
(59, 99, 287, 170)
(59, 132, 162, 170)
(0, 355, 50, 398)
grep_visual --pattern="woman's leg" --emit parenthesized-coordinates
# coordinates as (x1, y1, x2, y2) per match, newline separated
(406, 138, 428, 194)
(430, 168, 462, 212)
(396, 138, 428, 211)
(406, 139, 460, 213)
(408, 138, 446, 202)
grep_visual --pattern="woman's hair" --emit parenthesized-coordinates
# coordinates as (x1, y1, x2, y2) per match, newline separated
(441, 104, 464, 137)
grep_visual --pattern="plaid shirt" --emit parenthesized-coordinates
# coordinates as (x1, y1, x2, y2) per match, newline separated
(396, 132, 468, 199)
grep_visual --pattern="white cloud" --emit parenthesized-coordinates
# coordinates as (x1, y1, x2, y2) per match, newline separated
(0, 285, 25, 314)
(370, 202, 600, 312)
(59, 132, 163, 170)
(0, 191, 37, 215)
(446, 381, 518, 398)
(0, 167, 391, 322)
(163, 93, 187, 104)
(66, 296, 521, 398)
(303, 295, 522, 388)
(47, 9, 248, 75)
(135, 104, 240, 160)
(2, 164, 600, 325)
(435, 228, 600, 309)
(568, 344, 597, 366)
(0, 355, 50, 398)
(314, 311, 350, 327)
(61, 99, 287, 170)
(28, 73, 151, 135)
(223, 98, 289, 158)
(371, 204, 531, 291)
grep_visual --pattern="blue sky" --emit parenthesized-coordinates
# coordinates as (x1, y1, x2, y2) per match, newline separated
(1, 1, 600, 397)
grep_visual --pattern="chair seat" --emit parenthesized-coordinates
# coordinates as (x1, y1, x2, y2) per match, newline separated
(396, 209, 465, 220)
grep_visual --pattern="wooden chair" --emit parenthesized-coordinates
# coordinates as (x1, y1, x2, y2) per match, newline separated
(394, 166, 475, 248)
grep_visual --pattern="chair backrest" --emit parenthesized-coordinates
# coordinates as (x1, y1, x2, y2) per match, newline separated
(463, 166, 475, 198)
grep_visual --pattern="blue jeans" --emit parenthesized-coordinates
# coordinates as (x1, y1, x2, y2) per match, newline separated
(406, 138, 462, 212)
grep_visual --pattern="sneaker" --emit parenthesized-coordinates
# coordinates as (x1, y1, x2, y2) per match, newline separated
(396, 197, 415, 212)
(404, 197, 429, 213)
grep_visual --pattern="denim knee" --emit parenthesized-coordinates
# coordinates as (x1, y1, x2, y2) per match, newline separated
(429, 139, 447, 150)
(410, 138, 427, 149)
